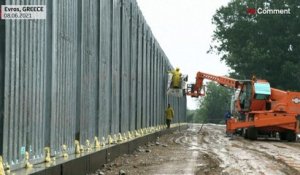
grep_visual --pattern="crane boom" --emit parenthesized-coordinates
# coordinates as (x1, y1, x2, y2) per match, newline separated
(187, 71, 240, 97)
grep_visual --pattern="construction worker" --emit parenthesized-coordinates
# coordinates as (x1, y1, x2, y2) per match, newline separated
(170, 68, 182, 88)
(224, 111, 232, 123)
(224, 111, 232, 137)
(165, 104, 174, 128)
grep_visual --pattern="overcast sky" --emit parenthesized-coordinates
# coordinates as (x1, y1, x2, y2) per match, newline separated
(137, 0, 231, 109)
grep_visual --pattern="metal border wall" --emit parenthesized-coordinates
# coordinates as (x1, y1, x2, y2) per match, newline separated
(0, 0, 187, 170)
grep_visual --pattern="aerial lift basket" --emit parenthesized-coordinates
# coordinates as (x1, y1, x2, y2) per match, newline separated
(167, 73, 188, 97)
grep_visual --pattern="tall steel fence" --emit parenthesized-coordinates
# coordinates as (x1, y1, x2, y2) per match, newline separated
(0, 0, 187, 170)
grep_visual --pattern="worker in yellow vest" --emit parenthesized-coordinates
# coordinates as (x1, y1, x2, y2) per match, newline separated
(165, 104, 174, 128)
(170, 68, 182, 88)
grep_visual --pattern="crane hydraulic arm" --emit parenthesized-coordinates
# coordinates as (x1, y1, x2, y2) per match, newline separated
(187, 71, 240, 97)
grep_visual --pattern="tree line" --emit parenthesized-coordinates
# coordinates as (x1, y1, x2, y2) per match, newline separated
(190, 0, 300, 123)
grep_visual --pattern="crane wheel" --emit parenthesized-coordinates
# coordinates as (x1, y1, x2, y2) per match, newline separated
(247, 127, 257, 140)
(286, 131, 296, 142)
(243, 129, 248, 139)
(279, 132, 287, 141)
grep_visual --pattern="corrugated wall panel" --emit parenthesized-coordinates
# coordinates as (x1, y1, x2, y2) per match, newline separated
(50, 0, 77, 156)
(136, 13, 142, 130)
(155, 51, 160, 126)
(149, 39, 154, 127)
(111, 0, 121, 134)
(157, 54, 161, 125)
(154, 46, 158, 126)
(141, 22, 147, 128)
(79, 0, 99, 144)
(129, 0, 138, 131)
(50, 0, 58, 155)
(98, 0, 111, 138)
(146, 31, 151, 127)
(120, 0, 130, 133)
(160, 54, 164, 125)
(150, 41, 154, 126)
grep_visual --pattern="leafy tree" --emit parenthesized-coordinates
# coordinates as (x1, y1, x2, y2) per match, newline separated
(210, 0, 300, 90)
(197, 82, 233, 124)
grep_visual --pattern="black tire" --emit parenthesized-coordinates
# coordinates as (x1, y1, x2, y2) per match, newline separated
(235, 129, 243, 136)
(247, 127, 258, 140)
(279, 132, 287, 141)
(243, 129, 248, 139)
(286, 131, 296, 142)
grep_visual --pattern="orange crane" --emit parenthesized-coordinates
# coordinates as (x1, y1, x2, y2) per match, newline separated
(187, 71, 300, 141)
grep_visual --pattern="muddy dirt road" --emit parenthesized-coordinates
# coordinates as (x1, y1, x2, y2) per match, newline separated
(94, 124, 300, 175)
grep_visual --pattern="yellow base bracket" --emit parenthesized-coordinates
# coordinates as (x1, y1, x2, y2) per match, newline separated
(101, 137, 106, 147)
(130, 131, 135, 138)
(61, 144, 69, 158)
(80, 145, 84, 153)
(25, 151, 33, 169)
(113, 134, 117, 144)
(94, 137, 101, 148)
(122, 133, 127, 141)
(44, 147, 52, 163)
(85, 140, 91, 151)
(108, 135, 113, 145)
(74, 141, 81, 154)
(127, 131, 132, 139)
(0, 156, 5, 175)
(117, 133, 123, 143)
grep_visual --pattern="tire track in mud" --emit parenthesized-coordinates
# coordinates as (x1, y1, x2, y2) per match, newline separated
(231, 142, 299, 175)
(231, 133, 300, 173)
(167, 130, 201, 174)
(196, 124, 299, 175)
(245, 141, 300, 173)
(167, 125, 223, 174)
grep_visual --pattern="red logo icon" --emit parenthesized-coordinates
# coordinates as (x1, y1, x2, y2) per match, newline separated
(247, 8, 256, 14)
